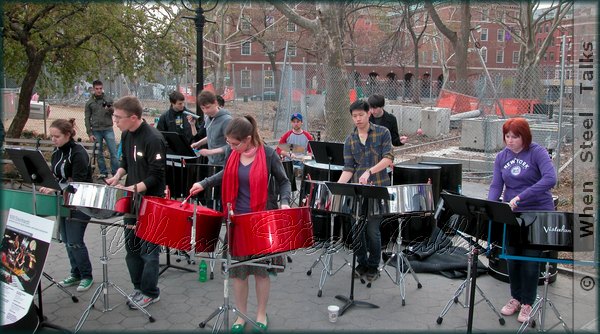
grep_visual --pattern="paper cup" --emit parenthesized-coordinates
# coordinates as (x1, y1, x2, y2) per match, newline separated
(328, 305, 340, 323)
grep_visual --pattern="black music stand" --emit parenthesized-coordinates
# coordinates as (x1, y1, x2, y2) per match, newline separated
(310, 141, 344, 181)
(436, 193, 517, 333)
(161, 131, 196, 157)
(325, 182, 390, 316)
(5, 147, 76, 332)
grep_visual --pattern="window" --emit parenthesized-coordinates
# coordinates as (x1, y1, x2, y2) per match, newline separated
(264, 70, 274, 89)
(432, 50, 439, 63)
(497, 29, 505, 42)
(549, 52, 554, 61)
(481, 47, 487, 62)
(544, 53, 548, 61)
(287, 44, 297, 57)
(480, 28, 488, 41)
(545, 24, 549, 33)
(241, 17, 251, 31)
(265, 16, 274, 30)
(496, 49, 504, 63)
(241, 70, 251, 88)
(421, 51, 427, 63)
(287, 20, 296, 32)
(512, 51, 519, 64)
(482, 9, 489, 21)
(241, 41, 251, 55)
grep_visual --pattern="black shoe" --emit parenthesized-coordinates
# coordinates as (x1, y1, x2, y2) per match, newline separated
(365, 266, 379, 281)
(353, 264, 368, 278)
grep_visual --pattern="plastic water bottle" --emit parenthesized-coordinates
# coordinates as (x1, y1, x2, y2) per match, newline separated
(199, 260, 207, 282)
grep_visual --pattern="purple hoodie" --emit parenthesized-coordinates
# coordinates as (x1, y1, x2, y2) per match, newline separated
(488, 142, 557, 211)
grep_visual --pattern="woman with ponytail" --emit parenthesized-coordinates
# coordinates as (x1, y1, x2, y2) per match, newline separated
(190, 115, 291, 332)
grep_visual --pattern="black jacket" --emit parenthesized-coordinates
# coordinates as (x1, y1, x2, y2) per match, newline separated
(156, 107, 202, 145)
(51, 140, 92, 184)
(370, 110, 403, 146)
(120, 121, 166, 197)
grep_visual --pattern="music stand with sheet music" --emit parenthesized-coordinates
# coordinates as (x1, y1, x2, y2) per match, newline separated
(5, 147, 76, 332)
(324, 182, 390, 316)
(309, 141, 344, 181)
(160, 131, 198, 276)
(436, 193, 519, 334)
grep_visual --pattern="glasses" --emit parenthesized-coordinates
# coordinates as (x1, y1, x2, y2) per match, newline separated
(226, 138, 247, 149)
(111, 113, 129, 120)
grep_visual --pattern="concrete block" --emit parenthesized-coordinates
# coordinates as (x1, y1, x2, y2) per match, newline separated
(421, 107, 450, 137)
(460, 117, 505, 151)
(400, 106, 422, 134)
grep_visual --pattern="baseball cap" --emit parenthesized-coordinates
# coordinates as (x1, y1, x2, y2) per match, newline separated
(291, 113, 303, 122)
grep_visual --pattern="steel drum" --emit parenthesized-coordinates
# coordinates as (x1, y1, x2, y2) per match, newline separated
(300, 161, 343, 200)
(392, 164, 441, 204)
(511, 212, 595, 252)
(230, 207, 313, 257)
(63, 182, 131, 219)
(368, 184, 435, 217)
(303, 180, 356, 216)
(136, 196, 224, 252)
(488, 247, 558, 285)
(419, 161, 462, 194)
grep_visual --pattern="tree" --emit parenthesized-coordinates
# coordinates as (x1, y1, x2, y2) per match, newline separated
(2, 2, 183, 138)
(424, 0, 472, 93)
(485, 1, 573, 98)
(269, 1, 352, 141)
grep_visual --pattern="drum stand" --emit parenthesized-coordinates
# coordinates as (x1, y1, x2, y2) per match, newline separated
(75, 220, 154, 333)
(376, 215, 423, 305)
(306, 213, 351, 297)
(518, 261, 570, 334)
(199, 204, 282, 333)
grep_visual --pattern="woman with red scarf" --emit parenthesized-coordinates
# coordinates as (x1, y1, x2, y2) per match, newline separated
(189, 115, 291, 333)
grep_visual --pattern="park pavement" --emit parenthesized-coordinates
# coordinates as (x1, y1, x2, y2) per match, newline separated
(5, 182, 598, 333)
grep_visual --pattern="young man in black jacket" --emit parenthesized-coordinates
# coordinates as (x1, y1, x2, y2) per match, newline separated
(367, 94, 408, 147)
(106, 96, 166, 309)
(156, 90, 202, 145)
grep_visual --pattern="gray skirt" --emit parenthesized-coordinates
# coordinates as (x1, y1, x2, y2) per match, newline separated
(228, 254, 286, 280)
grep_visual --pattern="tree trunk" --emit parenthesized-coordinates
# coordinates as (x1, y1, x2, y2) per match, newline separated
(320, 4, 352, 142)
(7, 56, 44, 138)
(455, 1, 471, 94)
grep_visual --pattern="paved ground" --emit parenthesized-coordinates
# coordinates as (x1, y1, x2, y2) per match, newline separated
(3, 182, 598, 333)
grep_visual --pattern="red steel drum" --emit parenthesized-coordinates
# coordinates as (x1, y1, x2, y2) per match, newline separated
(114, 196, 132, 214)
(231, 207, 314, 257)
(136, 196, 224, 252)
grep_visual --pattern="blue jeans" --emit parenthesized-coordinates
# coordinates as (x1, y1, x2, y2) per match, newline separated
(60, 210, 93, 279)
(124, 217, 160, 298)
(93, 129, 119, 175)
(506, 246, 542, 306)
(353, 216, 382, 269)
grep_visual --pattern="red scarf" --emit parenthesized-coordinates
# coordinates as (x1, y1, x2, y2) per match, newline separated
(221, 145, 268, 213)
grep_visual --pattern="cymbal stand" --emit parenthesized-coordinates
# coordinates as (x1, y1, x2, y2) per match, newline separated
(518, 261, 570, 334)
(436, 215, 505, 331)
(376, 214, 423, 305)
(75, 219, 154, 332)
(305, 213, 351, 297)
(199, 203, 282, 333)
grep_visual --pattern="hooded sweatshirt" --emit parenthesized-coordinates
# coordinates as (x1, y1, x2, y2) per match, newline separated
(488, 142, 557, 211)
(204, 108, 232, 165)
(156, 106, 202, 145)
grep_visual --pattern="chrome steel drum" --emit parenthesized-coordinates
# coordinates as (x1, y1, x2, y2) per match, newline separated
(368, 183, 434, 217)
(63, 182, 129, 219)
(300, 161, 343, 201)
(392, 164, 441, 204)
(304, 180, 356, 216)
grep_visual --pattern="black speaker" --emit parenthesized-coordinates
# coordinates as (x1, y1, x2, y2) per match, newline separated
(488, 247, 558, 285)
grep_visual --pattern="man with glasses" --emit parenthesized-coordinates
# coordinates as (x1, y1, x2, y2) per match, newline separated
(190, 90, 232, 166)
(84, 80, 119, 178)
(105, 96, 166, 309)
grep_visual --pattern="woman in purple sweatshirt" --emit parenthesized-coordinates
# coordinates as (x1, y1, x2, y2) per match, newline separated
(488, 118, 557, 323)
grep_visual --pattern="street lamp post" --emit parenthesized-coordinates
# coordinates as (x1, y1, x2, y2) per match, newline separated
(182, 0, 217, 118)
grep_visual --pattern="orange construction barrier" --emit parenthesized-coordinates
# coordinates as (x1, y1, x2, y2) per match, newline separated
(349, 89, 358, 103)
(436, 89, 479, 113)
(494, 98, 541, 116)
(222, 86, 235, 101)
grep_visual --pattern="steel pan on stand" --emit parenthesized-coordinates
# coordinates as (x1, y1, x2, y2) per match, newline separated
(63, 182, 132, 219)
(392, 164, 441, 204)
(419, 161, 462, 194)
